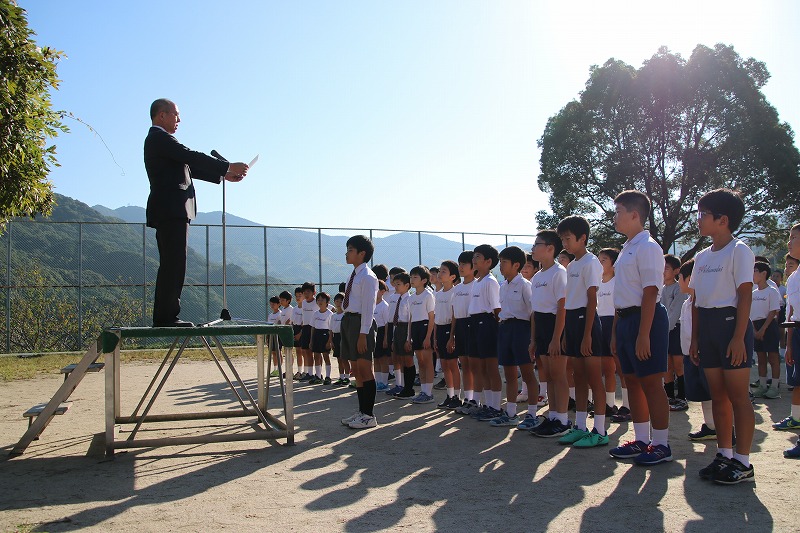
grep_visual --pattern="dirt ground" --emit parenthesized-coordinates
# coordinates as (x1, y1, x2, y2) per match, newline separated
(1, 357, 798, 532)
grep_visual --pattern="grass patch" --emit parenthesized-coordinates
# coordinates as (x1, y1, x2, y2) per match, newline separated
(0, 346, 262, 382)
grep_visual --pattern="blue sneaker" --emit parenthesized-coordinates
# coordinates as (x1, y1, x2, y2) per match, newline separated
(471, 405, 491, 419)
(376, 382, 389, 392)
(773, 416, 800, 430)
(411, 392, 434, 404)
(784, 441, 800, 459)
(533, 419, 572, 438)
(489, 412, 520, 427)
(517, 413, 546, 431)
(609, 440, 649, 459)
(633, 444, 673, 465)
(478, 407, 502, 421)
(385, 385, 402, 395)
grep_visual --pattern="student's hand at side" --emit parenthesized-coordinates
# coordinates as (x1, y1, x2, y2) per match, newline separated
(423, 337, 431, 350)
(755, 329, 764, 341)
(580, 335, 592, 357)
(528, 342, 536, 359)
(447, 338, 455, 354)
(726, 338, 746, 366)
(786, 345, 794, 366)
(635, 334, 651, 360)
(689, 340, 700, 366)
(548, 338, 561, 357)
(405, 340, 412, 353)
(610, 332, 616, 357)
(357, 333, 367, 354)
(326, 340, 332, 351)
(382, 338, 388, 349)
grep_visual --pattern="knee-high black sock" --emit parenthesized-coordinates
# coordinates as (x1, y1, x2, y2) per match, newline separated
(404, 365, 416, 392)
(362, 379, 376, 416)
(356, 386, 365, 413)
(664, 381, 675, 399)
(675, 375, 685, 400)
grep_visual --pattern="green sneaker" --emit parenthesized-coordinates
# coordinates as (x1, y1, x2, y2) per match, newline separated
(764, 386, 781, 399)
(573, 428, 610, 448)
(558, 427, 590, 445)
(752, 384, 769, 398)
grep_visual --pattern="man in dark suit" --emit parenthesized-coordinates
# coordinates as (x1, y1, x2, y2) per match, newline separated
(145, 98, 248, 327)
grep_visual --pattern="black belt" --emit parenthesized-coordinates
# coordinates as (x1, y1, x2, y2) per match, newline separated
(616, 306, 641, 318)
(780, 321, 800, 329)
(499, 317, 530, 324)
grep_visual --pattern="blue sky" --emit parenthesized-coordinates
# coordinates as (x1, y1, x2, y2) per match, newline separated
(21, 0, 800, 236)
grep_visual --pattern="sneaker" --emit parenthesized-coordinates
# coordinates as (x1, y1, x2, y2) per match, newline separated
(773, 416, 800, 430)
(764, 386, 781, 399)
(341, 411, 362, 425)
(465, 402, 484, 417)
(446, 396, 463, 410)
(752, 384, 769, 398)
(376, 382, 388, 391)
(348, 381, 357, 389)
(669, 398, 689, 411)
(478, 407, 502, 422)
(537, 395, 549, 407)
(699, 453, 732, 480)
(517, 413, 547, 431)
(558, 427, 591, 445)
(323, 377, 332, 385)
(387, 373, 395, 382)
(342, 377, 351, 386)
(609, 439, 649, 459)
(633, 444, 673, 465)
(713, 458, 754, 484)
(784, 441, 800, 459)
(412, 392, 435, 404)
(308, 376, 321, 384)
(490, 412, 521, 427)
(689, 423, 718, 441)
(573, 428, 610, 448)
(533, 419, 572, 438)
(385, 385, 402, 395)
(348, 414, 378, 429)
(414, 375, 421, 386)
(470, 405, 490, 419)
(299, 373, 312, 382)
(611, 406, 632, 423)
(456, 399, 477, 414)
(332, 378, 346, 386)
(433, 378, 447, 391)
(516, 392, 529, 403)
(749, 379, 759, 388)
(437, 396, 452, 409)
(270, 370, 280, 377)
(393, 389, 415, 400)
(587, 400, 594, 414)
(293, 372, 302, 380)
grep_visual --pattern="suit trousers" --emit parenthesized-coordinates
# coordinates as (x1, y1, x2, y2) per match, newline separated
(153, 220, 189, 324)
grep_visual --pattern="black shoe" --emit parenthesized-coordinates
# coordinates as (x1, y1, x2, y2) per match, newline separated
(153, 319, 195, 327)
(433, 378, 447, 391)
(446, 396, 463, 410)
(393, 389, 415, 399)
(437, 396, 451, 409)
(388, 373, 395, 382)
(714, 458, 755, 484)
(699, 453, 732, 480)
(568, 398, 576, 412)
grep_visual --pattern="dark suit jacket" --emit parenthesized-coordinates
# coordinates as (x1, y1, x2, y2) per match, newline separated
(144, 126, 229, 228)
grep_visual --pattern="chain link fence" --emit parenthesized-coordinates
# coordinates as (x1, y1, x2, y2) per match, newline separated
(0, 220, 534, 353)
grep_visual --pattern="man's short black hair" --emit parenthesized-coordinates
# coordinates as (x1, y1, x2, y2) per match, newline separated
(755, 255, 770, 264)
(316, 291, 330, 303)
(697, 188, 745, 232)
(301, 281, 316, 293)
(679, 258, 695, 280)
(389, 266, 406, 276)
(338, 282, 346, 293)
(269, 296, 280, 305)
(333, 292, 345, 302)
(754, 261, 772, 278)
(393, 272, 411, 286)
(294, 286, 304, 295)
(440, 260, 461, 284)
(409, 265, 432, 288)
(150, 98, 175, 119)
(598, 248, 619, 263)
(556, 215, 590, 244)
(346, 234, 374, 263)
(664, 254, 681, 271)
(499, 246, 526, 272)
(458, 250, 474, 265)
(614, 190, 651, 223)
(535, 230, 561, 258)
(377, 280, 388, 292)
(279, 290, 292, 301)
(372, 264, 388, 281)
(558, 250, 575, 261)
(473, 244, 499, 269)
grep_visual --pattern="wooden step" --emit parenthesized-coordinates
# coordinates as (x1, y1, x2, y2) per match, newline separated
(23, 402, 73, 429)
(61, 362, 104, 374)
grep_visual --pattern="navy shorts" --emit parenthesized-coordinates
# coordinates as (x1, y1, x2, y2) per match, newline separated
(392, 322, 412, 356)
(787, 330, 800, 387)
(300, 325, 312, 349)
(410, 320, 432, 351)
(697, 307, 754, 370)
(599, 315, 614, 357)
(615, 304, 669, 377)
(683, 355, 711, 402)
(668, 324, 682, 355)
(374, 326, 389, 358)
(753, 319, 780, 353)
(453, 318, 471, 358)
(470, 313, 498, 358)
(332, 332, 341, 358)
(436, 324, 457, 360)
(340, 313, 376, 361)
(533, 312, 558, 357)
(311, 329, 330, 353)
(497, 319, 532, 366)
(564, 308, 604, 357)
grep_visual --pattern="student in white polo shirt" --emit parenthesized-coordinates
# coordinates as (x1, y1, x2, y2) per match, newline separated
(406, 266, 436, 404)
(751, 261, 782, 399)
(452, 252, 479, 414)
(434, 260, 460, 409)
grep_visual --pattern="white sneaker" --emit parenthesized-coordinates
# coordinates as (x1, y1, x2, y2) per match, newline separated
(348, 414, 377, 429)
(516, 392, 529, 403)
(341, 411, 362, 425)
(537, 395, 549, 407)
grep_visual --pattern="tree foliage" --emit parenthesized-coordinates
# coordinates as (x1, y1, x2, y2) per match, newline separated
(0, 1, 66, 231)
(537, 44, 800, 259)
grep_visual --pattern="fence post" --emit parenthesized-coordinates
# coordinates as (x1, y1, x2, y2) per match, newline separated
(461, 232, 465, 252)
(206, 225, 210, 322)
(78, 222, 83, 350)
(142, 224, 147, 326)
(264, 226, 268, 322)
(6, 221, 11, 352)
(318, 228, 323, 290)
(418, 231, 422, 266)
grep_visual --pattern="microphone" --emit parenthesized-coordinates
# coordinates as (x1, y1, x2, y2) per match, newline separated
(210, 149, 228, 162)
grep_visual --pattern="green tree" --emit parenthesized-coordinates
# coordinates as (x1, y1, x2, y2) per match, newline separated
(537, 44, 800, 259)
(0, 1, 66, 230)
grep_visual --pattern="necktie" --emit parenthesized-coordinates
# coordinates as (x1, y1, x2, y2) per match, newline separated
(343, 269, 356, 310)
(393, 295, 402, 325)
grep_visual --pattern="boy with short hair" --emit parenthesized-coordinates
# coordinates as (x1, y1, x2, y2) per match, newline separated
(528, 230, 569, 436)
(309, 292, 333, 385)
(373, 280, 390, 391)
(775, 231, 800, 460)
(554, 216, 608, 447)
(689, 188, 756, 483)
(339, 235, 380, 429)
(608, 190, 672, 465)
(330, 292, 350, 386)
(291, 287, 305, 380)
(452, 252, 479, 414)
(489, 246, 537, 427)
(662, 254, 689, 411)
(299, 282, 317, 382)
(388, 272, 414, 399)
(751, 261, 782, 399)
(468, 244, 502, 421)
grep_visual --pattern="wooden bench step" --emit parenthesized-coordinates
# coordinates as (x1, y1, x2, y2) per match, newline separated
(24, 402, 73, 418)
(60, 362, 104, 374)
